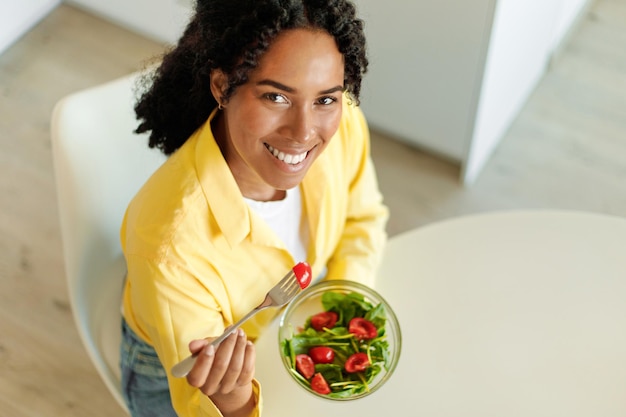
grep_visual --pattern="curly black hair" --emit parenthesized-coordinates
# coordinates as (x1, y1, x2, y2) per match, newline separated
(134, 0, 368, 155)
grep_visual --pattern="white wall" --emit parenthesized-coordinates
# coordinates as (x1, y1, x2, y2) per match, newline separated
(355, 0, 590, 184)
(462, 0, 561, 183)
(0, 0, 60, 55)
(64, 0, 192, 45)
(462, 0, 592, 183)
(356, 0, 495, 161)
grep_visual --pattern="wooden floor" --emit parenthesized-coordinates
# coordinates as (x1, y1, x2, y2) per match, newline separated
(0, 1, 624, 415)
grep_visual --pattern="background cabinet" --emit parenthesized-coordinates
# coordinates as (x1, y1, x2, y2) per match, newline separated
(355, 0, 591, 183)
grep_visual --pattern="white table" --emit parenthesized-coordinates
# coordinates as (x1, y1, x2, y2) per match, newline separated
(255, 210, 626, 416)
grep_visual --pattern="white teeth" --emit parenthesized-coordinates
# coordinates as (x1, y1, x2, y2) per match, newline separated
(266, 144, 307, 165)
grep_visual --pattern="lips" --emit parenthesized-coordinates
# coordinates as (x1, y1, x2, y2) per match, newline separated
(265, 144, 308, 165)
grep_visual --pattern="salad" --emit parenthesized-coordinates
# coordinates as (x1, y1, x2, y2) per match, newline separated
(280, 289, 391, 398)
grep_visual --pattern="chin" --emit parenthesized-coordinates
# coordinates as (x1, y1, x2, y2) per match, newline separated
(269, 176, 305, 192)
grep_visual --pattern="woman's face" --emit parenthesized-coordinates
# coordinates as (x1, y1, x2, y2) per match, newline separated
(211, 28, 345, 201)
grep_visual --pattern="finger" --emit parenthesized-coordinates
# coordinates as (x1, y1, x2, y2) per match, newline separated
(186, 343, 216, 388)
(201, 330, 238, 395)
(237, 340, 256, 386)
(189, 339, 209, 355)
(218, 329, 248, 393)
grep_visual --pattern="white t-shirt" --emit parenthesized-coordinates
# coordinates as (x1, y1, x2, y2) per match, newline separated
(244, 187, 308, 264)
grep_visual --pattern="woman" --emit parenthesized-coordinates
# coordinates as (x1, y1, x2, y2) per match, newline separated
(119, 0, 388, 416)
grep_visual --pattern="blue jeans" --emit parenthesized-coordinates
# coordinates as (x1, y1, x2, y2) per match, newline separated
(120, 319, 177, 417)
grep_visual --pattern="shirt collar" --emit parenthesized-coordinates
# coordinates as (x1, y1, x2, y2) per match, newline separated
(194, 109, 251, 248)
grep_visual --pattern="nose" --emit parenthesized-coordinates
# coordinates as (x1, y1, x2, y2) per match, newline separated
(284, 105, 315, 143)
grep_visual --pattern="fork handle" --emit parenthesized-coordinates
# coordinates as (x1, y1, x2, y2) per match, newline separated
(170, 303, 269, 378)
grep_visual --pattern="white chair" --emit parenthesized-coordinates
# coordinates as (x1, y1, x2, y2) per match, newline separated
(51, 73, 166, 413)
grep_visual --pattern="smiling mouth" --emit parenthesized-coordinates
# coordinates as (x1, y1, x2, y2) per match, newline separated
(265, 144, 309, 165)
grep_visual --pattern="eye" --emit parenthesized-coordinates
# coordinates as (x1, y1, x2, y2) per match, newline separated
(317, 96, 338, 106)
(263, 93, 289, 104)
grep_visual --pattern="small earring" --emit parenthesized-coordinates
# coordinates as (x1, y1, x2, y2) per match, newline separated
(218, 103, 224, 110)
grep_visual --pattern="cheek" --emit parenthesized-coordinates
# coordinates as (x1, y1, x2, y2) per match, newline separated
(318, 109, 343, 139)
(232, 107, 276, 144)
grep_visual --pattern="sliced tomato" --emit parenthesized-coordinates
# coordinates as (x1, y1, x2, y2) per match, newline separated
(310, 311, 338, 331)
(308, 346, 335, 364)
(295, 354, 315, 379)
(310, 372, 331, 395)
(344, 352, 370, 373)
(293, 262, 312, 289)
(348, 317, 377, 339)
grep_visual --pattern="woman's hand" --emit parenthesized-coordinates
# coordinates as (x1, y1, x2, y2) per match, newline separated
(186, 329, 256, 417)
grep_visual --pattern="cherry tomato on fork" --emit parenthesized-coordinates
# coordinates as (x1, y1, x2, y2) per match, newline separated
(293, 262, 312, 289)
(310, 311, 338, 331)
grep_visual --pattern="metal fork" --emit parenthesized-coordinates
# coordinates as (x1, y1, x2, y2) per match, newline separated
(171, 262, 310, 378)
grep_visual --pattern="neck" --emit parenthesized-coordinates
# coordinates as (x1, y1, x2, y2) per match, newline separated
(243, 188, 286, 202)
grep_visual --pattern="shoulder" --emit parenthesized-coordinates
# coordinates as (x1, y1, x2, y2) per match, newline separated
(336, 94, 368, 143)
(123, 145, 207, 258)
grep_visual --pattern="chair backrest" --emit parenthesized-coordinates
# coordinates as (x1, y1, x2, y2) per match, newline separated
(51, 73, 166, 412)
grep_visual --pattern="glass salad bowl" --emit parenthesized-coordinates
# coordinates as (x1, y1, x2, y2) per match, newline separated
(278, 279, 401, 400)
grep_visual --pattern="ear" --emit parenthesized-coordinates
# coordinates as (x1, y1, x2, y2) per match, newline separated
(210, 69, 228, 106)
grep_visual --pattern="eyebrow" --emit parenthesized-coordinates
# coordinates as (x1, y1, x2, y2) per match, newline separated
(257, 79, 344, 95)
